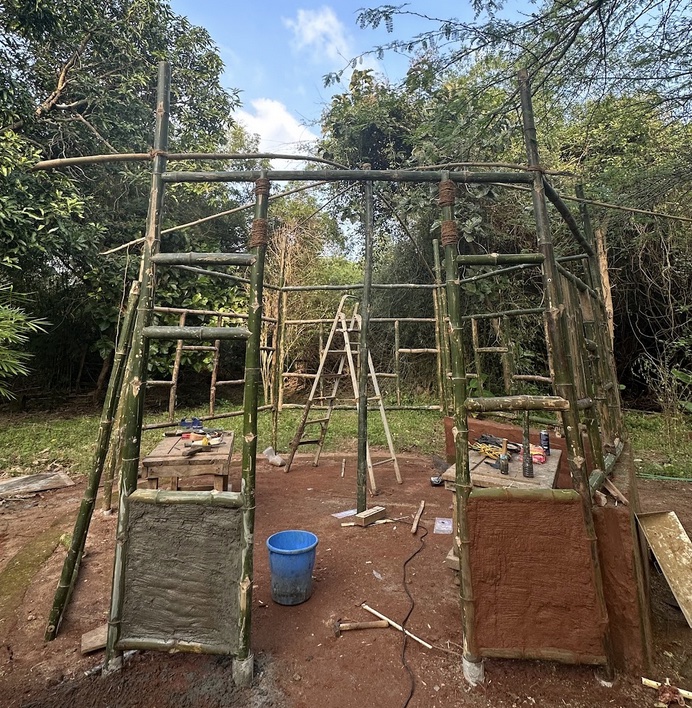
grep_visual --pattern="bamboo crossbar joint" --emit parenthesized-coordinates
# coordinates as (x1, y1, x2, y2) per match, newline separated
(142, 326, 250, 341)
(151, 252, 255, 267)
(464, 395, 570, 412)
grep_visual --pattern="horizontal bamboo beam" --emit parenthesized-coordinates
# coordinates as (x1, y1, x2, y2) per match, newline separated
(398, 348, 438, 354)
(169, 265, 281, 293)
(141, 405, 273, 430)
(129, 489, 243, 507)
(465, 395, 570, 412)
(283, 317, 436, 325)
(458, 262, 539, 285)
(512, 374, 552, 383)
(470, 487, 580, 503)
(215, 379, 244, 386)
(146, 380, 174, 387)
(280, 403, 442, 411)
(480, 647, 605, 665)
(457, 253, 544, 266)
(462, 307, 544, 321)
(181, 345, 217, 351)
(543, 180, 596, 257)
(142, 326, 250, 341)
(117, 637, 234, 654)
(163, 169, 534, 185)
(281, 283, 438, 292)
(152, 252, 255, 266)
(153, 306, 244, 319)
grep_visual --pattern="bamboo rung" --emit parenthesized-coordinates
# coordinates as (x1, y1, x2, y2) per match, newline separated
(143, 326, 250, 341)
(398, 348, 438, 354)
(371, 457, 395, 468)
(475, 347, 509, 353)
(297, 438, 321, 446)
(283, 372, 317, 378)
(151, 252, 255, 266)
(465, 395, 570, 413)
(181, 345, 217, 351)
(147, 380, 174, 386)
(215, 379, 244, 385)
(306, 417, 330, 425)
(512, 374, 552, 383)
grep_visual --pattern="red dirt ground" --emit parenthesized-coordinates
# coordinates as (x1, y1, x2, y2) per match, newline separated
(1, 451, 691, 708)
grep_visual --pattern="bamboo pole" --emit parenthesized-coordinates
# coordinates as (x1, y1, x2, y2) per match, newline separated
(465, 395, 569, 412)
(438, 173, 482, 682)
(151, 252, 255, 266)
(163, 169, 534, 185)
(209, 316, 222, 416)
(460, 307, 544, 321)
(433, 239, 451, 412)
(576, 183, 623, 439)
(271, 246, 288, 450)
(518, 68, 614, 680)
(142, 325, 250, 340)
(168, 312, 185, 422)
(471, 319, 484, 397)
(457, 253, 544, 265)
(394, 320, 401, 406)
(357, 175, 375, 513)
(235, 173, 269, 687)
(104, 61, 171, 673)
(128, 488, 243, 507)
(44, 280, 139, 641)
(542, 180, 595, 257)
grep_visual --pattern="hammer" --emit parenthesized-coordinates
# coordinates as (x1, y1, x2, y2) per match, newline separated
(332, 619, 389, 637)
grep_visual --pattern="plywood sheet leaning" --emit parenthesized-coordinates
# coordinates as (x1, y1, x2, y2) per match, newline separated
(0, 470, 74, 498)
(637, 511, 692, 628)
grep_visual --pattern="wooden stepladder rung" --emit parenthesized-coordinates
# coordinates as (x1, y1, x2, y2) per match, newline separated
(284, 295, 401, 492)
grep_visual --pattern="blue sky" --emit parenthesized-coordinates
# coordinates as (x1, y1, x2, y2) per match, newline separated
(169, 2, 472, 153)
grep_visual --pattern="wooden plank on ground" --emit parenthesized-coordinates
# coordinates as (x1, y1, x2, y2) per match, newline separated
(0, 470, 74, 498)
(638, 511, 692, 628)
(81, 623, 108, 654)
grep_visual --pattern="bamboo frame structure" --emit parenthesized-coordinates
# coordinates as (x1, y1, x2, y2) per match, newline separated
(42, 61, 633, 688)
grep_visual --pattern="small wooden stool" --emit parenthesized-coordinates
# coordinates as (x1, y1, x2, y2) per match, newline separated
(140, 433, 234, 491)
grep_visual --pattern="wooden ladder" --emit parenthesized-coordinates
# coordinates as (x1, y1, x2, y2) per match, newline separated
(285, 295, 401, 494)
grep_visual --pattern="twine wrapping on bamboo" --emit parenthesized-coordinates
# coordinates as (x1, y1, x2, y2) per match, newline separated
(441, 220, 458, 247)
(438, 179, 456, 207)
(254, 177, 270, 197)
(249, 218, 268, 248)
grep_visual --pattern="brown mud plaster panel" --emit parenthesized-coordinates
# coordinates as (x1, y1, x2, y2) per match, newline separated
(594, 503, 651, 673)
(445, 416, 594, 488)
(468, 494, 605, 660)
(121, 501, 242, 652)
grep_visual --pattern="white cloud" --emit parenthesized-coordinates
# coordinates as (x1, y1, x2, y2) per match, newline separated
(283, 7, 351, 65)
(236, 98, 318, 169)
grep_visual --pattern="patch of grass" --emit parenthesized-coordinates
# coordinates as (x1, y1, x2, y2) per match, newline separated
(625, 410, 692, 479)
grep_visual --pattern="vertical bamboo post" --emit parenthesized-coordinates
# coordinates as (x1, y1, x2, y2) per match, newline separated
(104, 61, 170, 673)
(432, 247, 448, 413)
(433, 238, 451, 412)
(518, 68, 614, 680)
(394, 319, 401, 406)
(357, 173, 375, 513)
(576, 183, 622, 440)
(439, 174, 482, 684)
(209, 315, 222, 416)
(45, 280, 140, 641)
(272, 287, 287, 449)
(234, 173, 269, 687)
(499, 317, 514, 394)
(168, 312, 185, 421)
(470, 318, 484, 397)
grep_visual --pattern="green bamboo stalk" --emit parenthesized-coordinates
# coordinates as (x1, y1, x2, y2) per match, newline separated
(518, 68, 614, 680)
(163, 169, 534, 185)
(543, 180, 596, 258)
(235, 173, 269, 687)
(461, 307, 544, 321)
(465, 395, 569, 412)
(438, 174, 481, 679)
(470, 487, 580, 503)
(151, 252, 255, 266)
(457, 253, 544, 265)
(104, 61, 171, 673)
(142, 325, 250, 340)
(129, 489, 243, 507)
(356, 176, 375, 513)
(44, 280, 140, 641)
(432, 239, 451, 412)
(271, 244, 288, 450)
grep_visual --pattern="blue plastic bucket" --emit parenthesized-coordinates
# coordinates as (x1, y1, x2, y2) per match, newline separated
(266, 530, 318, 606)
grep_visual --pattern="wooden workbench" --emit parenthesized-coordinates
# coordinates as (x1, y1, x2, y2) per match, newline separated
(441, 447, 562, 491)
(140, 433, 234, 492)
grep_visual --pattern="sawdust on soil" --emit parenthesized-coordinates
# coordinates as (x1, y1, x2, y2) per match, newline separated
(0, 452, 691, 708)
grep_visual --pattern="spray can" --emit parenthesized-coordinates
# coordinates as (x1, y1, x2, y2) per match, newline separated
(539, 430, 550, 456)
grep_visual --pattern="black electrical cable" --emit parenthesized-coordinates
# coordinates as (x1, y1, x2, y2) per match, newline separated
(400, 522, 429, 708)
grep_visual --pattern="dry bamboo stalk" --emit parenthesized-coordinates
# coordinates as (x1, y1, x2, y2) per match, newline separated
(411, 500, 425, 534)
(361, 604, 433, 649)
(641, 678, 692, 700)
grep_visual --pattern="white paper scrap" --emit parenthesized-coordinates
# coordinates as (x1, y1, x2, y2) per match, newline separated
(331, 508, 358, 519)
(434, 517, 453, 534)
